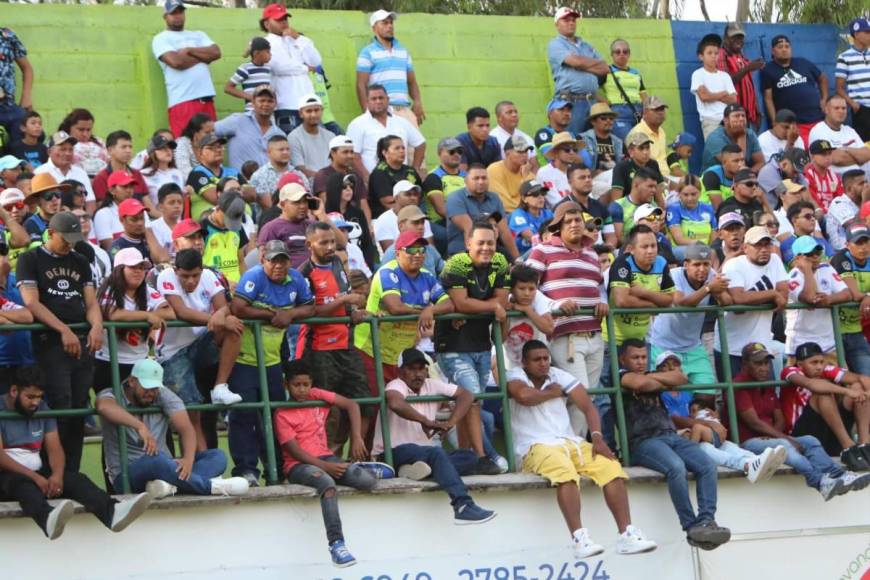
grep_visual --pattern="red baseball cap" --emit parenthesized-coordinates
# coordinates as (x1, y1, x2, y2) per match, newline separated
(860, 201, 870, 221)
(261, 3, 289, 21)
(171, 218, 202, 240)
(275, 172, 306, 192)
(395, 230, 428, 252)
(107, 171, 137, 189)
(118, 198, 146, 218)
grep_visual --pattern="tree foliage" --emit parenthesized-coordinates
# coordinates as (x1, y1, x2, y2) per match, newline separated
(751, 0, 868, 27)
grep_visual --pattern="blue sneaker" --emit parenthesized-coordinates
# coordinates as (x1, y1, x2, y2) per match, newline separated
(329, 540, 357, 568)
(453, 502, 497, 525)
(356, 461, 396, 479)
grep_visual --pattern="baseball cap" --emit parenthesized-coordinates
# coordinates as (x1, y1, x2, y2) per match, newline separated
(438, 137, 463, 152)
(296, 93, 322, 110)
(553, 6, 580, 22)
(547, 99, 573, 113)
(723, 103, 745, 119)
(130, 358, 165, 389)
(252, 85, 276, 99)
(397, 205, 427, 223)
(370, 9, 397, 27)
(392, 180, 421, 198)
(645, 95, 667, 110)
(275, 172, 307, 192)
(171, 218, 202, 240)
(741, 342, 774, 362)
(114, 247, 152, 269)
(548, 201, 583, 232)
(504, 135, 532, 153)
(846, 222, 870, 243)
(627, 132, 653, 148)
(395, 230, 428, 251)
(163, 0, 184, 14)
(118, 198, 146, 218)
(718, 211, 745, 230)
(781, 148, 809, 172)
(654, 351, 680, 368)
(0, 155, 24, 171)
(795, 341, 823, 362)
(261, 3, 289, 20)
(107, 171, 137, 189)
(0, 187, 25, 206)
(48, 212, 85, 244)
(328, 135, 354, 150)
(850, 17, 870, 35)
(771, 34, 790, 47)
(634, 203, 663, 222)
(725, 22, 746, 37)
(744, 225, 774, 245)
(262, 239, 291, 261)
(196, 133, 227, 148)
(481, 211, 503, 224)
(582, 212, 603, 229)
(520, 180, 547, 197)
(809, 139, 834, 155)
(397, 347, 429, 368)
(733, 168, 757, 184)
(250, 37, 271, 52)
(685, 243, 713, 261)
(774, 109, 797, 124)
(218, 191, 246, 231)
(671, 132, 697, 148)
(147, 134, 177, 154)
(278, 182, 309, 203)
(792, 235, 822, 256)
(48, 131, 76, 148)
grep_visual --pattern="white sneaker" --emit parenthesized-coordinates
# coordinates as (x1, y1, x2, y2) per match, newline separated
(398, 461, 432, 481)
(839, 470, 870, 494)
(145, 480, 177, 500)
(572, 528, 605, 559)
(819, 473, 845, 501)
(110, 492, 152, 532)
(210, 476, 250, 496)
(616, 524, 657, 554)
(747, 447, 779, 484)
(494, 455, 509, 474)
(45, 499, 75, 540)
(210, 383, 242, 405)
(772, 444, 788, 467)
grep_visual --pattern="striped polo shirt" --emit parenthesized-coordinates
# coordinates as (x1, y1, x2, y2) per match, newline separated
(357, 37, 414, 106)
(526, 236, 603, 337)
(836, 45, 870, 107)
(229, 62, 272, 111)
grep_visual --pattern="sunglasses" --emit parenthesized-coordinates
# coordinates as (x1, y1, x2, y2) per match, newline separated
(402, 246, 426, 255)
(41, 191, 62, 201)
(447, 148, 463, 155)
(759, 221, 778, 229)
(798, 213, 815, 220)
(2, 201, 24, 211)
(612, 49, 630, 55)
(739, 181, 758, 188)
(557, 146, 578, 153)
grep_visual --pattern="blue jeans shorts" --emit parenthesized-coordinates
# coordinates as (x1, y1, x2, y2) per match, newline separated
(161, 332, 220, 404)
(437, 351, 490, 395)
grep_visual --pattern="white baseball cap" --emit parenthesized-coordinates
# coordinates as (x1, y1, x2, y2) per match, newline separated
(0, 187, 25, 206)
(393, 180, 421, 198)
(634, 203, 663, 222)
(297, 93, 323, 111)
(370, 9, 397, 27)
(328, 135, 354, 150)
(114, 247, 152, 269)
(554, 6, 580, 23)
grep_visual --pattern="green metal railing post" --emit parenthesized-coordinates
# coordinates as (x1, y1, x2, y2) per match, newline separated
(831, 305, 847, 368)
(604, 315, 630, 465)
(370, 318, 393, 466)
(253, 321, 279, 485)
(107, 327, 131, 494)
(492, 323, 515, 472)
(715, 312, 740, 444)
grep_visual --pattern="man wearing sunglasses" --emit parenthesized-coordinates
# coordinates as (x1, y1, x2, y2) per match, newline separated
(0, 188, 30, 272)
(34, 131, 96, 215)
(716, 168, 770, 230)
(781, 200, 833, 267)
(23, 173, 69, 246)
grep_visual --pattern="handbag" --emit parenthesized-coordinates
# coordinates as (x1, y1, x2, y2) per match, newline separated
(609, 67, 642, 125)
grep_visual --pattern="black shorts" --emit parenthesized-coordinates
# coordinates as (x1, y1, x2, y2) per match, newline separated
(792, 402, 855, 456)
(309, 349, 374, 416)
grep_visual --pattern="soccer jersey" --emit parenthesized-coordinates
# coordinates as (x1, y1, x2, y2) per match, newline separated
(156, 267, 223, 360)
(298, 257, 353, 351)
(700, 165, 734, 205)
(831, 249, 870, 334)
(201, 217, 249, 284)
(274, 388, 336, 474)
(784, 264, 847, 355)
(96, 286, 166, 364)
(781, 364, 846, 433)
(665, 201, 717, 242)
(607, 253, 674, 345)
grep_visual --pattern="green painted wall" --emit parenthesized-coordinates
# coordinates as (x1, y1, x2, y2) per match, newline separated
(4, 5, 682, 163)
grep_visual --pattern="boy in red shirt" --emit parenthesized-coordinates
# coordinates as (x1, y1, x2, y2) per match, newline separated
(781, 341, 870, 472)
(274, 361, 393, 568)
(803, 140, 843, 213)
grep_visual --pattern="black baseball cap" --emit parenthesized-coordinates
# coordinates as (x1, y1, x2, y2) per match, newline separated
(734, 168, 757, 183)
(723, 103, 745, 119)
(782, 148, 809, 172)
(846, 222, 870, 243)
(809, 140, 834, 155)
(771, 34, 790, 47)
(774, 109, 797, 124)
(397, 348, 429, 368)
(795, 342, 824, 361)
(49, 211, 85, 244)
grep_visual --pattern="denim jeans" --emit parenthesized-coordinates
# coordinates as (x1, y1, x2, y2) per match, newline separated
(288, 455, 376, 544)
(566, 99, 593, 136)
(117, 449, 227, 495)
(611, 103, 639, 141)
(699, 439, 755, 473)
(275, 109, 301, 134)
(631, 433, 719, 530)
(843, 332, 870, 376)
(437, 351, 490, 395)
(392, 443, 478, 508)
(741, 435, 843, 489)
(228, 363, 286, 480)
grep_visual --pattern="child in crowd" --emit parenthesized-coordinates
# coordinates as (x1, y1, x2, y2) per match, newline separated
(666, 175, 717, 259)
(7, 111, 47, 170)
(690, 34, 738, 139)
(225, 37, 272, 111)
(667, 133, 696, 179)
(503, 264, 555, 369)
(274, 361, 392, 568)
(59, 108, 108, 177)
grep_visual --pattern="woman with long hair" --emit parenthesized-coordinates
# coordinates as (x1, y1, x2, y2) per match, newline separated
(140, 133, 184, 214)
(175, 113, 215, 180)
(93, 247, 174, 393)
(666, 174, 717, 261)
(59, 108, 108, 177)
(367, 135, 421, 219)
(325, 172, 377, 268)
(508, 182, 553, 255)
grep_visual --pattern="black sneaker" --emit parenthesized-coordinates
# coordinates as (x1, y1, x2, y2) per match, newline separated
(841, 446, 870, 472)
(476, 457, 503, 476)
(860, 444, 870, 467)
(686, 536, 720, 551)
(687, 521, 731, 547)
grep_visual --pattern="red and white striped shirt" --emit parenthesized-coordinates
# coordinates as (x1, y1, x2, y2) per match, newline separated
(526, 236, 603, 336)
(803, 163, 843, 213)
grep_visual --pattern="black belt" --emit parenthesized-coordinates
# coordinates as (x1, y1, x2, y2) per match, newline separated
(557, 92, 597, 103)
(196, 97, 214, 103)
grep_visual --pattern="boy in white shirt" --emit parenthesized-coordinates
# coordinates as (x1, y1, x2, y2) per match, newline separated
(690, 34, 738, 139)
(503, 264, 555, 370)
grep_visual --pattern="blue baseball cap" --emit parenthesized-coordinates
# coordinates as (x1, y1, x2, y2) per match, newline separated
(850, 17, 870, 34)
(164, 0, 185, 13)
(671, 133, 697, 148)
(792, 235, 822, 256)
(0, 155, 24, 171)
(547, 99, 573, 113)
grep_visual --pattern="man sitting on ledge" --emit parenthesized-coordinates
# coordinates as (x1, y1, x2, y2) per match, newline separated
(0, 366, 152, 540)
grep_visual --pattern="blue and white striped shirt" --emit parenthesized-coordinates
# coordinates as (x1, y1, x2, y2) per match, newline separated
(836, 45, 870, 107)
(356, 37, 414, 106)
(229, 61, 273, 110)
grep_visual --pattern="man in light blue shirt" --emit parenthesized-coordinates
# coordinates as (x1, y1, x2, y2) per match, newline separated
(546, 7, 608, 135)
(445, 165, 518, 259)
(214, 85, 286, 169)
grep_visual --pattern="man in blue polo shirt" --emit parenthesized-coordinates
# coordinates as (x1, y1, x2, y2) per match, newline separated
(228, 239, 314, 485)
(547, 7, 608, 135)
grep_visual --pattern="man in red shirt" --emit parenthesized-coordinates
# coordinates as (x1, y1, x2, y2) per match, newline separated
(803, 140, 844, 214)
(717, 23, 763, 132)
(734, 342, 870, 500)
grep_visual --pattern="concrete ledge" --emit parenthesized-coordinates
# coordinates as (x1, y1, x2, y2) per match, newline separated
(0, 464, 800, 520)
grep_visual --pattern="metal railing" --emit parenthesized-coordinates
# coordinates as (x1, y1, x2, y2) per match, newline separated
(0, 302, 856, 491)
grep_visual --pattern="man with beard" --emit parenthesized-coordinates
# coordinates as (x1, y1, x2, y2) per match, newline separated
(702, 104, 764, 172)
(717, 22, 763, 132)
(215, 85, 285, 169)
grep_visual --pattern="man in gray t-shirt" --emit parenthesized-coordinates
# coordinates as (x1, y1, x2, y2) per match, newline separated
(96, 358, 249, 497)
(288, 94, 336, 179)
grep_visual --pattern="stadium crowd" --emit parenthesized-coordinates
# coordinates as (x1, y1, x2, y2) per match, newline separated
(1, 2, 870, 568)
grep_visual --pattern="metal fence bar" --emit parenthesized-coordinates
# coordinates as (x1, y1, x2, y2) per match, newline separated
(369, 317, 393, 466)
(492, 323, 515, 472)
(253, 321, 279, 485)
(831, 305, 847, 368)
(107, 327, 131, 493)
(715, 311, 741, 445)
(604, 315, 630, 465)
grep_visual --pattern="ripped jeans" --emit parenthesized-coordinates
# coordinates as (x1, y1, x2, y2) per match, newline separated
(437, 351, 500, 458)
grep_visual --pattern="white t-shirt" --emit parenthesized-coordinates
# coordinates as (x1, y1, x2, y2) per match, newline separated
(346, 242, 372, 278)
(346, 111, 426, 173)
(504, 291, 555, 369)
(774, 207, 794, 238)
(506, 366, 581, 459)
(690, 68, 737, 121)
(93, 204, 122, 242)
(266, 32, 320, 111)
(373, 210, 433, 244)
(785, 264, 847, 355)
(148, 217, 175, 258)
(88, 242, 112, 288)
(714, 254, 788, 356)
(156, 267, 223, 361)
(536, 163, 571, 207)
(142, 168, 184, 207)
(96, 285, 166, 363)
(758, 130, 805, 163)
(490, 126, 537, 159)
(807, 121, 867, 175)
(152, 30, 217, 107)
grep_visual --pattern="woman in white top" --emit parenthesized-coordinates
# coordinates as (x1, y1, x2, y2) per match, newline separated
(93, 172, 137, 249)
(93, 247, 174, 393)
(175, 113, 215, 181)
(140, 133, 184, 216)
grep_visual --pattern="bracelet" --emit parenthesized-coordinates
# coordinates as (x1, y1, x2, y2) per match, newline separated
(590, 430, 603, 439)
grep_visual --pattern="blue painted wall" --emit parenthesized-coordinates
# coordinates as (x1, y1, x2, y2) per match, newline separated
(670, 21, 842, 174)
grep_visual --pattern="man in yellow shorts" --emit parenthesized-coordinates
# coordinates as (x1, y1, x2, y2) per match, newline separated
(506, 340, 657, 559)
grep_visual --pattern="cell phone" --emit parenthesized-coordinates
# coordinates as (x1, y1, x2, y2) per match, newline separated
(307, 196, 320, 211)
